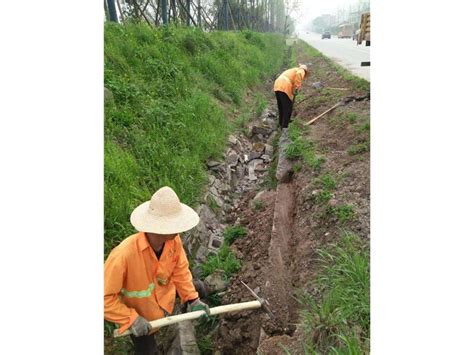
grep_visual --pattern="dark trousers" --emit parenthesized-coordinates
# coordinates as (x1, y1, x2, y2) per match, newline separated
(131, 334, 158, 355)
(275, 91, 293, 129)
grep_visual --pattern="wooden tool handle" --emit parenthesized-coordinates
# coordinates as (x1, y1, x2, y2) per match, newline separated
(305, 102, 341, 126)
(113, 300, 262, 338)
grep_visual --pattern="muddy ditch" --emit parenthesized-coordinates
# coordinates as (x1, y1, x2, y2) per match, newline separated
(173, 40, 371, 354)
(209, 42, 369, 354)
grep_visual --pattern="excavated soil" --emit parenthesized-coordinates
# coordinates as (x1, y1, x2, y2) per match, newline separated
(214, 40, 370, 354)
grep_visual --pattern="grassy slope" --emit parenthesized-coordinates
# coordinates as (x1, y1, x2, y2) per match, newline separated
(104, 23, 286, 256)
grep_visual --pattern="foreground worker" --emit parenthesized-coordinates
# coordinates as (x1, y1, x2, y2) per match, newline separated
(273, 64, 310, 129)
(104, 186, 210, 354)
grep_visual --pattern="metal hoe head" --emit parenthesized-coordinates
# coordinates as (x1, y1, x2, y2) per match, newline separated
(240, 280, 275, 320)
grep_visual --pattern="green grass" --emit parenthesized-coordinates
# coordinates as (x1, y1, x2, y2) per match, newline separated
(298, 232, 370, 354)
(263, 132, 280, 190)
(345, 112, 358, 124)
(200, 244, 241, 279)
(319, 174, 337, 191)
(223, 225, 247, 245)
(348, 141, 369, 156)
(255, 92, 268, 117)
(195, 314, 220, 354)
(356, 120, 370, 133)
(207, 195, 220, 214)
(286, 122, 325, 173)
(253, 199, 265, 211)
(104, 23, 286, 256)
(196, 334, 214, 355)
(316, 190, 332, 204)
(293, 162, 302, 172)
(328, 204, 356, 223)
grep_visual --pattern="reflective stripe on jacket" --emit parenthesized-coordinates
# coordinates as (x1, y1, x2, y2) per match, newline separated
(273, 67, 306, 101)
(104, 232, 198, 334)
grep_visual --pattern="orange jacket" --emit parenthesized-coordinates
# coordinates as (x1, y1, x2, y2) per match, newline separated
(273, 67, 306, 101)
(104, 232, 198, 334)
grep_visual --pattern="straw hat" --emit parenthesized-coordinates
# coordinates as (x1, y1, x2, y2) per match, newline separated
(299, 64, 309, 76)
(130, 186, 200, 234)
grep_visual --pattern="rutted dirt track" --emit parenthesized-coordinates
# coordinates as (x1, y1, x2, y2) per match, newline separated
(214, 40, 370, 354)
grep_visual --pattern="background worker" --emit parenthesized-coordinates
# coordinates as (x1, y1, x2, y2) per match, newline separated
(273, 64, 309, 129)
(104, 186, 210, 355)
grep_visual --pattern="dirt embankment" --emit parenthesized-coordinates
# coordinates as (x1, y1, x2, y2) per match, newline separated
(215, 40, 370, 354)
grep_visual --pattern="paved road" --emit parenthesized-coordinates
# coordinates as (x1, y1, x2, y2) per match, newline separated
(298, 31, 370, 81)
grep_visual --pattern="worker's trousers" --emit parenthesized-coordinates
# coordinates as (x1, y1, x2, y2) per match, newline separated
(131, 334, 158, 355)
(275, 91, 293, 129)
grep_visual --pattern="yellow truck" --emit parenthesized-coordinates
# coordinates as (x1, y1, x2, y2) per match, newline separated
(357, 12, 370, 46)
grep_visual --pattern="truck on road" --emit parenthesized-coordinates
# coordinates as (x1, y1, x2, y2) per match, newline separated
(357, 12, 370, 46)
(338, 23, 355, 39)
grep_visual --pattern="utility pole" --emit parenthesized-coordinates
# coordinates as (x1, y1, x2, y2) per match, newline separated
(106, 0, 118, 22)
(197, 0, 202, 27)
(224, 0, 229, 30)
(186, 0, 191, 26)
(161, 0, 168, 24)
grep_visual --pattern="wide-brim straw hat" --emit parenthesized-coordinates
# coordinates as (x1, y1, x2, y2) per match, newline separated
(299, 64, 309, 76)
(130, 186, 200, 234)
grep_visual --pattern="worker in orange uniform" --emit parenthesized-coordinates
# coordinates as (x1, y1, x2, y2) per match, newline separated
(273, 64, 309, 129)
(104, 186, 210, 355)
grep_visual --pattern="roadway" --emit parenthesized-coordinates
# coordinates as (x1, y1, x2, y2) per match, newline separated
(298, 31, 370, 81)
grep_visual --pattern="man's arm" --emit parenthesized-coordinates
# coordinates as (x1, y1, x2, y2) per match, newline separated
(293, 69, 305, 95)
(171, 236, 199, 303)
(104, 251, 139, 334)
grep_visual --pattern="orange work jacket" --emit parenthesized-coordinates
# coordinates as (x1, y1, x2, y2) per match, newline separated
(104, 232, 198, 334)
(273, 67, 306, 101)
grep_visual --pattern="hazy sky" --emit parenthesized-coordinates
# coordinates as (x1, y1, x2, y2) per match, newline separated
(296, 0, 364, 29)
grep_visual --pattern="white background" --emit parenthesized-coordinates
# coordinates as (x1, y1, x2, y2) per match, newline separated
(0, 0, 473, 354)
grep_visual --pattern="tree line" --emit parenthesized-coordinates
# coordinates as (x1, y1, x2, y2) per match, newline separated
(104, 0, 300, 34)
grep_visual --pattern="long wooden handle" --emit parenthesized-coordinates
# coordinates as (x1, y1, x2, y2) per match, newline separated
(305, 102, 341, 126)
(113, 300, 262, 338)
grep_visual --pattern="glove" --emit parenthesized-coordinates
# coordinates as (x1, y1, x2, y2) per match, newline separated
(187, 298, 210, 318)
(294, 89, 299, 96)
(130, 315, 152, 337)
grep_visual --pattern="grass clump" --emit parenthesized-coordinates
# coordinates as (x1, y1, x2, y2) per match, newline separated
(304, 154, 326, 172)
(299, 232, 370, 354)
(201, 244, 241, 279)
(319, 174, 337, 190)
(195, 314, 220, 354)
(223, 225, 247, 245)
(313, 173, 337, 205)
(286, 122, 325, 173)
(255, 93, 268, 117)
(264, 132, 280, 189)
(328, 204, 356, 223)
(104, 23, 286, 256)
(196, 335, 214, 355)
(356, 120, 370, 133)
(316, 190, 332, 204)
(348, 141, 369, 155)
(253, 200, 265, 211)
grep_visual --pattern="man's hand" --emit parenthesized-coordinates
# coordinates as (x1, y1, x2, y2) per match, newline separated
(187, 298, 210, 318)
(130, 316, 152, 337)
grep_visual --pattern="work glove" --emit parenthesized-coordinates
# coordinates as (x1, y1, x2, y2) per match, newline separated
(130, 315, 152, 337)
(187, 298, 211, 318)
